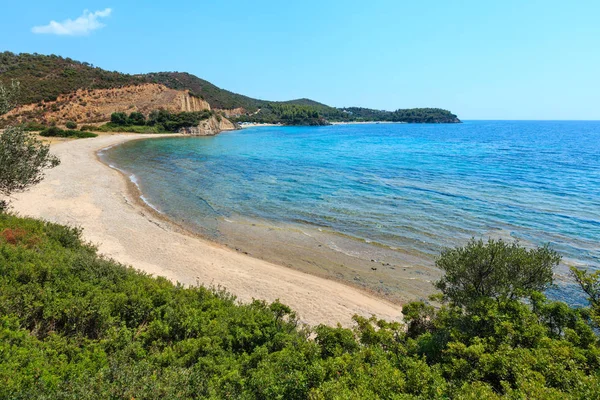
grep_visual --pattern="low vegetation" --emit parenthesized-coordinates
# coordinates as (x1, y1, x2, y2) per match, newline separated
(0, 213, 598, 398)
(86, 110, 214, 133)
(40, 126, 97, 139)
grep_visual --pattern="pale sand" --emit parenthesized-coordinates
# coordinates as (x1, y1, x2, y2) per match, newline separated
(238, 122, 283, 129)
(11, 133, 403, 327)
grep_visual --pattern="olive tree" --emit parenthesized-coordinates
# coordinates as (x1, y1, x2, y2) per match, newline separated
(435, 238, 560, 307)
(0, 126, 60, 210)
(0, 80, 20, 115)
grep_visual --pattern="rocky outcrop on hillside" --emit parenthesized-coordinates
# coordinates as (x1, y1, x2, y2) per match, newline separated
(178, 115, 238, 136)
(2, 83, 210, 126)
(217, 107, 247, 118)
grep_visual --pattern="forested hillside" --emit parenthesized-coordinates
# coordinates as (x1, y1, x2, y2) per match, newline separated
(0, 52, 146, 105)
(0, 52, 329, 113)
(1, 52, 461, 125)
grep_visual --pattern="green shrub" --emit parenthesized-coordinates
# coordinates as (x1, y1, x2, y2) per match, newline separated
(128, 111, 146, 125)
(65, 120, 77, 129)
(97, 110, 212, 133)
(110, 112, 128, 125)
(72, 131, 97, 138)
(40, 127, 97, 139)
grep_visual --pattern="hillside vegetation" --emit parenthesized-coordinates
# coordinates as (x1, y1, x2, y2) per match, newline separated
(1, 213, 599, 398)
(234, 105, 460, 125)
(1, 52, 460, 125)
(0, 52, 146, 105)
(0, 52, 321, 113)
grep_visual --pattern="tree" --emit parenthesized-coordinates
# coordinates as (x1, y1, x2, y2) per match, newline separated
(435, 238, 560, 307)
(110, 112, 128, 125)
(571, 266, 600, 327)
(0, 80, 20, 115)
(0, 126, 60, 210)
(128, 111, 146, 125)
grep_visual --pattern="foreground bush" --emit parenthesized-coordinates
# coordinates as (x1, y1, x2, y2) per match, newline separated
(0, 213, 599, 399)
(0, 126, 59, 211)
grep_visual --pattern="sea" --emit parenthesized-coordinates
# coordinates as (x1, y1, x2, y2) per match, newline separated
(102, 121, 600, 304)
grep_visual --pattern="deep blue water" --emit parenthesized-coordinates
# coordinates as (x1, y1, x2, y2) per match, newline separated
(104, 121, 600, 295)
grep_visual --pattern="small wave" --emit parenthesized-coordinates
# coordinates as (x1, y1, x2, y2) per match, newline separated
(140, 195, 161, 213)
(326, 242, 362, 258)
(97, 144, 118, 156)
(105, 164, 161, 214)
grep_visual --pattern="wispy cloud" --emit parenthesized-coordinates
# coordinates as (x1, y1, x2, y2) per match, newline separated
(32, 8, 112, 36)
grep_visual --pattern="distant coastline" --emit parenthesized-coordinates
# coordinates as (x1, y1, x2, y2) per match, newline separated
(1, 52, 461, 130)
(238, 121, 409, 129)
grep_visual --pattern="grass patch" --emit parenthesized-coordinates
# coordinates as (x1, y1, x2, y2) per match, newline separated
(88, 123, 165, 134)
(40, 126, 97, 139)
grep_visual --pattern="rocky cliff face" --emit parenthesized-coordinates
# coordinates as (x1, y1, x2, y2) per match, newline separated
(178, 115, 238, 136)
(2, 83, 210, 125)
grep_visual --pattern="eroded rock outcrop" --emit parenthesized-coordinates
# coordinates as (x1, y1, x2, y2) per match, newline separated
(217, 107, 247, 118)
(178, 115, 238, 136)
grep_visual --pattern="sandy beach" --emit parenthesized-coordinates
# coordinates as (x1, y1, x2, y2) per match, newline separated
(238, 122, 283, 129)
(11, 133, 403, 327)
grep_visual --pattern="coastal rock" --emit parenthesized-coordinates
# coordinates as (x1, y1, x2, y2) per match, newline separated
(178, 115, 238, 136)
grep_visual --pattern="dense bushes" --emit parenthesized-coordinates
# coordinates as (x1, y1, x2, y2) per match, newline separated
(1, 213, 599, 398)
(40, 126, 97, 138)
(102, 110, 213, 133)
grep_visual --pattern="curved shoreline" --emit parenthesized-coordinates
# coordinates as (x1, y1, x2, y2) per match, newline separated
(12, 133, 404, 327)
(101, 134, 441, 305)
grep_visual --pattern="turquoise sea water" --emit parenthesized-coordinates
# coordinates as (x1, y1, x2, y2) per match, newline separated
(103, 121, 600, 302)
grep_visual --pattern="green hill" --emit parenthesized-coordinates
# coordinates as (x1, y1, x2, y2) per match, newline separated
(0, 52, 146, 105)
(0, 52, 329, 112)
(0, 51, 461, 124)
(145, 71, 265, 111)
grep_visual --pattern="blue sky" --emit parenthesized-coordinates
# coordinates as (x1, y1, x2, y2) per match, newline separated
(2, 0, 599, 119)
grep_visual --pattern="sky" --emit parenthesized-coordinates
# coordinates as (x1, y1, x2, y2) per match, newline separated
(1, 0, 599, 120)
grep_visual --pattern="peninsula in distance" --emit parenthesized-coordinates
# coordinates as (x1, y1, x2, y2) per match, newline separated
(0, 52, 460, 132)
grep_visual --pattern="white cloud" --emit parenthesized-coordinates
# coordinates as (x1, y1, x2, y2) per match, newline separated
(32, 8, 112, 36)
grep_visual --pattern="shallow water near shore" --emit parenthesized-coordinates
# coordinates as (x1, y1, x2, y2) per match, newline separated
(102, 121, 600, 304)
